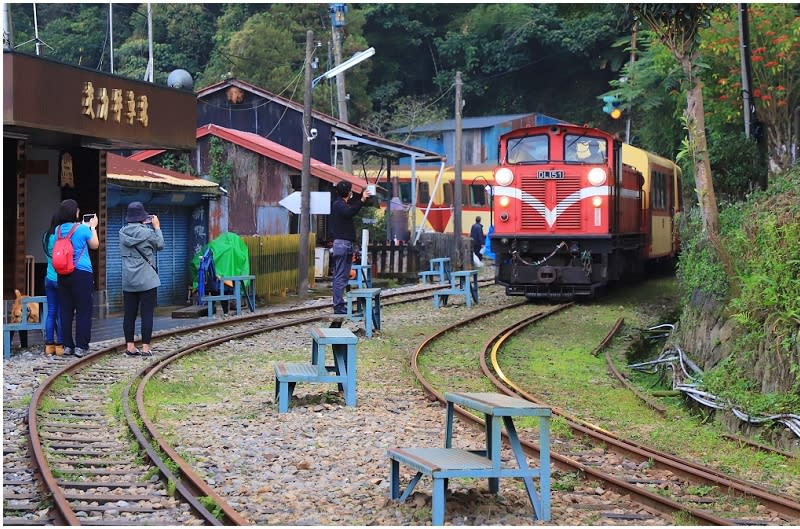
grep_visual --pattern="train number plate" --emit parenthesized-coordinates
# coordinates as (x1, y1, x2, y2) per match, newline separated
(537, 170, 564, 179)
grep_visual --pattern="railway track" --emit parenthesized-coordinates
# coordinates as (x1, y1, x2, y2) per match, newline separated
(412, 303, 800, 525)
(5, 281, 469, 526)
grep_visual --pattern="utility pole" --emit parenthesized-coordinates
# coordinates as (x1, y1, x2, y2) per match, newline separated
(145, 3, 153, 82)
(626, 23, 637, 144)
(299, 29, 313, 298)
(738, 3, 754, 139)
(453, 71, 463, 265)
(109, 3, 114, 74)
(331, 25, 352, 173)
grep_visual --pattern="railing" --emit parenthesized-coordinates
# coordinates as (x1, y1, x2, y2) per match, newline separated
(242, 234, 316, 303)
(367, 242, 421, 281)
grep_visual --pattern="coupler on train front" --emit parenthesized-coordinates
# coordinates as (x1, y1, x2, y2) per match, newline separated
(492, 238, 611, 300)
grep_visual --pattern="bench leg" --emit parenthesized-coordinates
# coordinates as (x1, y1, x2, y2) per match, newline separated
(276, 379, 295, 413)
(3, 332, 11, 359)
(207, 302, 214, 318)
(431, 477, 446, 525)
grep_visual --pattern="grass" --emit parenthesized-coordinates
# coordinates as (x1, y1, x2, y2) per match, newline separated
(496, 276, 800, 494)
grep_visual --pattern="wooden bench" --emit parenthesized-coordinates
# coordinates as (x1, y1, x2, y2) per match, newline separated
(418, 257, 451, 285)
(3, 295, 47, 359)
(346, 288, 381, 338)
(273, 327, 358, 413)
(204, 274, 256, 317)
(388, 392, 552, 525)
(433, 270, 479, 308)
(348, 264, 372, 289)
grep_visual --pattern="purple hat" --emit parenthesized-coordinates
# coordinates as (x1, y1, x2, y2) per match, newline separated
(126, 201, 150, 223)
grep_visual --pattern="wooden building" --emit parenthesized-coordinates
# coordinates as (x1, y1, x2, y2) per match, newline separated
(3, 51, 197, 308)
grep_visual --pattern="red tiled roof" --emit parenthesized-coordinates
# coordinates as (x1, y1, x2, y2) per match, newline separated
(130, 124, 365, 192)
(107, 153, 218, 192)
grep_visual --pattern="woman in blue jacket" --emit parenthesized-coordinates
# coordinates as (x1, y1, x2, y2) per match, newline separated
(55, 199, 99, 358)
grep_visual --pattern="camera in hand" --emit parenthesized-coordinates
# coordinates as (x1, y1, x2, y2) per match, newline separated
(83, 214, 95, 223)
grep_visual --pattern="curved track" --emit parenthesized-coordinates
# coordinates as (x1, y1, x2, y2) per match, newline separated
(411, 303, 800, 525)
(21, 282, 468, 526)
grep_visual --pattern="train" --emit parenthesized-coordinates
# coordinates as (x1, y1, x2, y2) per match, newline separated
(367, 165, 495, 241)
(490, 123, 682, 299)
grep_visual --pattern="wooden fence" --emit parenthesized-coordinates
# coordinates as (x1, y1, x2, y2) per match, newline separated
(242, 234, 316, 303)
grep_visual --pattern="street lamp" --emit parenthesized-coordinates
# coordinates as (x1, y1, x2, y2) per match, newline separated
(312, 47, 375, 89)
(298, 34, 375, 297)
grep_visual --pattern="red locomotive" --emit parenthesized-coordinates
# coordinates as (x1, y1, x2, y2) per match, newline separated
(490, 123, 682, 299)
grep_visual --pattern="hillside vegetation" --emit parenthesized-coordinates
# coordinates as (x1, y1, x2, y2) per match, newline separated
(676, 167, 800, 421)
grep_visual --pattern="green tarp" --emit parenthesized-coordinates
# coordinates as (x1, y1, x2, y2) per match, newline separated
(190, 232, 250, 289)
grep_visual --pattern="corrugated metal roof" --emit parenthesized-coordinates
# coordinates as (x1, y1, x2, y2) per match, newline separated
(196, 78, 441, 161)
(130, 124, 366, 193)
(389, 113, 537, 134)
(107, 153, 219, 192)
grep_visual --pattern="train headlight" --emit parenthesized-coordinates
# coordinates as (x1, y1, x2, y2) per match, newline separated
(498, 196, 510, 208)
(592, 196, 603, 207)
(588, 167, 607, 186)
(494, 168, 514, 186)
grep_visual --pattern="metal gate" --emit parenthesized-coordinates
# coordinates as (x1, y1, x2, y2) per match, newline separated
(106, 205, 191, 312)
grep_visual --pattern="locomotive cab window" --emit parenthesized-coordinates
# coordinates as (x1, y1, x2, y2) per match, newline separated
(565, 135, 607, 163)
(507, 135, 548, 163)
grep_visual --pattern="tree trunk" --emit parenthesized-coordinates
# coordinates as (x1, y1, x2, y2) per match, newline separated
(682, 58, 720, 238)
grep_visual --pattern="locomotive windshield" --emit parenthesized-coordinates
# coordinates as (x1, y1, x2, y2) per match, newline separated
(506, 135, 549, 164)
(565, 135, 607, 163)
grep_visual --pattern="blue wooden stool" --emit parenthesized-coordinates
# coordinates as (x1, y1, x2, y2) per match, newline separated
(346, 288, 382, 338)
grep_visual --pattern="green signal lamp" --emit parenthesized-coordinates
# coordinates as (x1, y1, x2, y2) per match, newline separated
(602, 95, 622, 119)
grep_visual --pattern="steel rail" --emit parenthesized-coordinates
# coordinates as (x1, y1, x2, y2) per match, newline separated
(484, 313, 800, 522)
(26, 281, 470, 524)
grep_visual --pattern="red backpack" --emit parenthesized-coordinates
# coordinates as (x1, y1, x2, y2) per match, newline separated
(52, 224, 85, 275)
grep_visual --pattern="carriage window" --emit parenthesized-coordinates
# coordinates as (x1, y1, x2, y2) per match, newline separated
(398, 182, 412, 204)
(565, 135, 607, 163)
(468, 183, 488, 206)
(652, 171, 668, 210)
(507, 135, 548, 163)
(443, 183, 453, 205)
(418, 182, 430, 204)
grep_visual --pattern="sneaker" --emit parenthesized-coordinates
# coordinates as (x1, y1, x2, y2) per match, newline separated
(74, 347, 90, 358)
(140, 349, 153, 357)
(125, 348, 141, 356)
(62, 347, 74, 357)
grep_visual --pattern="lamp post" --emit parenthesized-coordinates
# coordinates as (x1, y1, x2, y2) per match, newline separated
(298, 38, 375, 297)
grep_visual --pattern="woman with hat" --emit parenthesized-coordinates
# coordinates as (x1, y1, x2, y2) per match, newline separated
(119, 202, 164, 356)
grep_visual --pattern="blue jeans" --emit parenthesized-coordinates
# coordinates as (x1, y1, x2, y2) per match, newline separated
(331, 239, 354, 314)
(58, 269, 94, 349)
(45, 278, 61, 344)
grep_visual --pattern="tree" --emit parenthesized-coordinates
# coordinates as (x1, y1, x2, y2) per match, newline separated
(630, 4, 720, 240)
(701, 4, 800, 175)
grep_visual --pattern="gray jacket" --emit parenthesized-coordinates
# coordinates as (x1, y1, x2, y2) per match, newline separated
(119, 223, 165, 292)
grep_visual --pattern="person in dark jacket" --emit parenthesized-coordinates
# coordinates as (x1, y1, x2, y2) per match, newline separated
(119, 202, 164, 356)
(330, 181, 368, 314)
(470, 216, 485, 261)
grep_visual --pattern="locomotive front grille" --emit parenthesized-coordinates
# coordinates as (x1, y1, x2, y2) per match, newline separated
(520, 177, 582, 230)
(521, 180, 546, 229)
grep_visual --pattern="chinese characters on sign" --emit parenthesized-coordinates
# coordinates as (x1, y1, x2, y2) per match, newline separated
(81, 81, 149, 127)
(60, 152, 74, 188)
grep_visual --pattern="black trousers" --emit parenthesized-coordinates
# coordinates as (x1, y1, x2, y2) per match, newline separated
(123, 288, 157, 344)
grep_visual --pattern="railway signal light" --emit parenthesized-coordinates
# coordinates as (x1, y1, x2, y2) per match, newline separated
(602, 95, 622, 119)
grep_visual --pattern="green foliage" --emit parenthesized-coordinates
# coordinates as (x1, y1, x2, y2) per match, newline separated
(675, 209, 729, 302)
(701, 4, 800, 172)
(701, 357, 800, 415)
(706, 129, 767, 201)
(725, 169, 800, 336)
(208, 137, 233, 186)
